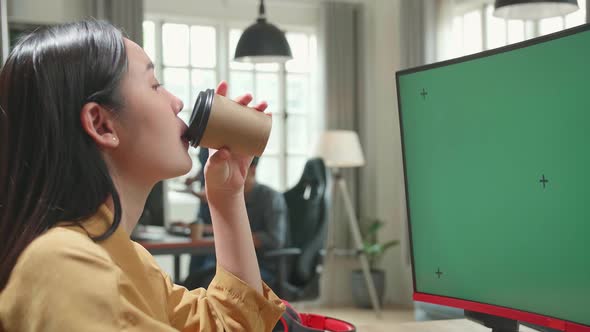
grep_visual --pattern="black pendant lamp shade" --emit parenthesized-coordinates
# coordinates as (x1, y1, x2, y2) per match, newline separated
(234, 0, 292, 63)
(494, 0, 579, 20)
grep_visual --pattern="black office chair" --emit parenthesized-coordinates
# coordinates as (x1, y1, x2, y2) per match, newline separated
(264, 158, 330, 301)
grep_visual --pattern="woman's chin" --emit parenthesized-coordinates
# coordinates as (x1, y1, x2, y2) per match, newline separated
(180, 157, 194, 175)
(160, 159, 193, 180)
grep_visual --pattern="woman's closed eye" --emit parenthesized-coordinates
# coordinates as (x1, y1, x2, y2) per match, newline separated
(152, 82, 162, 91)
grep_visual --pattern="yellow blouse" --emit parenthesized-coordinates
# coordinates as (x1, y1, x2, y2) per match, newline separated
(0, 205, 285, 331)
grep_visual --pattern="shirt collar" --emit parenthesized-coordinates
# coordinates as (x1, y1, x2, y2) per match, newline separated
(57, 204, 160, 315)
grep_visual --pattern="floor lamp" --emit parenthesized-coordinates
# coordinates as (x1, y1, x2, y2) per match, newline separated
(314, 130, 382, 317)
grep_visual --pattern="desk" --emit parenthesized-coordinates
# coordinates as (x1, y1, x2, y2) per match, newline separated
(395, 319, 537, 332)
(135, 226, 215, 283)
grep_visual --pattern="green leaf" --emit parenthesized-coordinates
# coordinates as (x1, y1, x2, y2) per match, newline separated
(364, 244, 381, 255)
(358, 218, 400, 269)
(366, 221, 382, 236)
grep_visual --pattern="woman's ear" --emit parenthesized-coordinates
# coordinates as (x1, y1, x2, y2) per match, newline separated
(80, 102, 119, 149)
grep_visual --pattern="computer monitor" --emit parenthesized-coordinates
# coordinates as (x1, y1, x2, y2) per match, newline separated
(396, 23, 590, 332)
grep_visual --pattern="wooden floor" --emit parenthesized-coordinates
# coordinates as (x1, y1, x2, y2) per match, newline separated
(290, 303, 416, 331)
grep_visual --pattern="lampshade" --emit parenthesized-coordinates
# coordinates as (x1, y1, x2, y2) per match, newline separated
(312, 130, 365, 168)
(234, 0, 292, 64)
(494, 0, 579, 20)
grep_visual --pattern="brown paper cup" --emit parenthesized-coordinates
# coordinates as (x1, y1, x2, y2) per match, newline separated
(200, 94, 271, 156)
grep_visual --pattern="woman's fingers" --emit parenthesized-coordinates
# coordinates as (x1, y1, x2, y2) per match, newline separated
(217, 81, 269, 112)
(206, 148, 231, 185)
(208, 148, 228, 162)
(234, 93, 253, 106)
(215, 81, 228, 97)
(252, 101, 268, 112)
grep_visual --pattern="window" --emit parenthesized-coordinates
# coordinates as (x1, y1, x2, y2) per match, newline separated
(143, 18, 319, 216)
(143, 20, 218, 200)
(565, 0, 587, 28)
(540, 0, 587, 34)
(448, 0, 587, 59)
(451, 5, 530, 59)
(228, 29, 317, 190)
(452, 9, 483, 56)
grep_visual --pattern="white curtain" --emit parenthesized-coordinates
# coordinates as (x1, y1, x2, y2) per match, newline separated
(93, 0, 143, 46)
(0, 0, 8, 64)
(320, 1, 363, 251)
(400, 0, 429, 69)
(318, 0, 363, 305)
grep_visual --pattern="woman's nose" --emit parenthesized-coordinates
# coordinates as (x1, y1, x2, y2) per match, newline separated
(172, 95, 184, 115)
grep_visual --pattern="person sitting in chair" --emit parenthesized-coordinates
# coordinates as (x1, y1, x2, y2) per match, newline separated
(185, 156, 288, 289)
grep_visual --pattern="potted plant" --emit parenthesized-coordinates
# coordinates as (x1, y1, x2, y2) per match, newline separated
(351, 218, 399, 308)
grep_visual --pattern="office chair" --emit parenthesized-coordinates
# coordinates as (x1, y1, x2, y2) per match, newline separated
(264, 158, 330, 301)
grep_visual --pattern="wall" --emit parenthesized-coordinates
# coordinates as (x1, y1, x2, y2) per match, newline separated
(8, 0, 93, 24)
(144, 0, 320, 28)
(6, 0, 321, 28)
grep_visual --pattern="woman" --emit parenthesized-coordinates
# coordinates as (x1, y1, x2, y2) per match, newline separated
(0, 20, 284, 331)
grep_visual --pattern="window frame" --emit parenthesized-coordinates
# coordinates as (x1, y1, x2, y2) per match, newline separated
(144, 14, 320, 198)
(449, 0, 587, 59)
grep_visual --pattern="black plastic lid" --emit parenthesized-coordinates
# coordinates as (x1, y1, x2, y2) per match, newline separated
(185, 89, 214, 148)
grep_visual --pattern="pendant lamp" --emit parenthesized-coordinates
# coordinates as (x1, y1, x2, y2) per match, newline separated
(234, 0, 292, 63)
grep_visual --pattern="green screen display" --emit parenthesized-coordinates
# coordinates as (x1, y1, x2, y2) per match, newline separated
(397, 24, 590, 326)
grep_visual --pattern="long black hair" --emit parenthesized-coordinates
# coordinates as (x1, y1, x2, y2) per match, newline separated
(0, 20, 128, 290)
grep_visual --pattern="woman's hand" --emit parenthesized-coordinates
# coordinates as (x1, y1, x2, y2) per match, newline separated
(202, 81, 268, 294)
(204, 81, 268, 200)
(189, 189, 208, 203)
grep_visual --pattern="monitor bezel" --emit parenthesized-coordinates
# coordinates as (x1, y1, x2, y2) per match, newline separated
(396, 22, 590, 332)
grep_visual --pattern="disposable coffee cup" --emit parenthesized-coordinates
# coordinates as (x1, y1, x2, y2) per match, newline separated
(184, 89, 272, 156)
